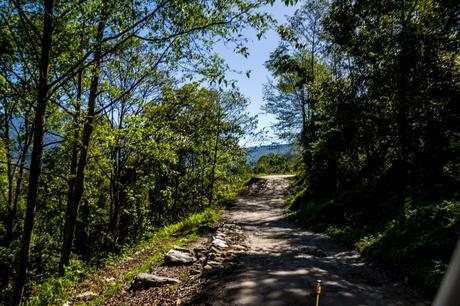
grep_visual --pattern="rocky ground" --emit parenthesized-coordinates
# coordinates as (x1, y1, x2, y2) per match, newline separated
(186, 175, 430, 306)
(101, 222, 249, 306)
(67, 175, 431, 305)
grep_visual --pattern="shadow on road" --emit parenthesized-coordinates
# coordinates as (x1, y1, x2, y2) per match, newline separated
(187, 176, 428, 306)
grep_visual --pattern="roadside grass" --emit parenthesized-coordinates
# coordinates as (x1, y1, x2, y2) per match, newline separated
(26, 207, 223, 306)
(23, 175, 255, 305)
(286, 181, 460, 295)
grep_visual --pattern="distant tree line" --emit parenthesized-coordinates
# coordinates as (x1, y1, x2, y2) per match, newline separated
(253, 153, 296, 174)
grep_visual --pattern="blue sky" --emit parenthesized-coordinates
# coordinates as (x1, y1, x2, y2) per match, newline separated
(215, 1, 299, 146)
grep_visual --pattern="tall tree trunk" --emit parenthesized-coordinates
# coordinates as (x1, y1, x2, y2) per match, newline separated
(173, 152, 182, 211)
(109, 173, 121, 242)
(59, 15, 105, 274)
(3, 108, 14, 242)
(199, 152, 205, 209)
(59, 67, 83, 274)
(207, 110, 221, 206)
(395, 13, 414, 186)
(10, 0, 53, 303)
(109, 102, 125, 242)
(5, 134, 31, 244)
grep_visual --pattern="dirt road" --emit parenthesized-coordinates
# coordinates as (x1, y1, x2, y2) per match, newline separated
(198, 175, 429, 306)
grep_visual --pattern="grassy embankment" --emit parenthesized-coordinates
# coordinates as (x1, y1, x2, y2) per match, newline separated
(26, 176, 249, 305)
(287, 178, 459, 295)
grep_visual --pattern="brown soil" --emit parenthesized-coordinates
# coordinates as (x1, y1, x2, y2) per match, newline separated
(102, 237, 210, 306)
(189, 175, 430, 306)
(70, 175, 431, 306)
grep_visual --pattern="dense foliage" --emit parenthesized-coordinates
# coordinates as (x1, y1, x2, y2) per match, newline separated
(0, 0, 284, 303)
(264, 0, 459, 292)
(253, 153, 295, 174)
(1, 0, 458, 303)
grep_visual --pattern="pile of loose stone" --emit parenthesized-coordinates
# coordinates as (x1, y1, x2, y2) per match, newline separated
(202, 223, 247, 275)
(130, 222, 248, 290)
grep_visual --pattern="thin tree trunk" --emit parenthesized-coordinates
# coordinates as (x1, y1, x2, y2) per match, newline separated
(199, 152, 205, 209)
(10, 0, 53, 303)
(59, 15, 105, 274)
(207, 110, 221, 206)
(173, 152, 182, 211)
(5, 134, 31, 245)
(3, 108, 14, 242)
(59, 67, 82, 274)
(395, 15, 412, 186)
(109, 173, 121, 242)
(109, 101, 126, 241)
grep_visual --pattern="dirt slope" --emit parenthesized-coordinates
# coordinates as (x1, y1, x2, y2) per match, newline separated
(195, 175, 429, 306)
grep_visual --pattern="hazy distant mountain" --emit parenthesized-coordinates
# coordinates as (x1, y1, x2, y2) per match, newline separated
(245, 143, 297, 165)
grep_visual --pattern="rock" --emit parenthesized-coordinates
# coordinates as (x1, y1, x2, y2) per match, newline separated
(210, 246, 222, 253)
(215, 234, 226, 240)
(193, 247, 207, 258)
(226, 250, 241, 258)
(206, 260, 224, 268)
(173, 246, 193, 254)
(212, 238, 228, 249)
(164, 249, 197, 265)
(75, 291, 97, 301)
(210, 254, 224, 261)
(208, 250, 221, 258)
(203, 264, 213, 271)
(203, 262, 224, 276)
(130, 273, 181, 290)
(300, 246, 327, 257)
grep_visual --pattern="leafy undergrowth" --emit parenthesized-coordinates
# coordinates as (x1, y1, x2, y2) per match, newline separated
(287, 181, 460, 296)
(26, 208, 223, 306)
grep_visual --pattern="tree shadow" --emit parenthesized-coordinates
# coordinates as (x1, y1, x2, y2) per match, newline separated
(186, 177, 429, 305)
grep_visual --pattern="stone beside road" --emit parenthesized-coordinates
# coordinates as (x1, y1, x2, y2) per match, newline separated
(130, 273, 181, 290)
(164, 248, 197, 265)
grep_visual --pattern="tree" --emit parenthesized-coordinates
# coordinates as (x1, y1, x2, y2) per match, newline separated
(57, 0, 278, 275)
(0, 0, 280, 302)
(10, 0, 54, 303)
(264, 0, 459, 290)
(254, 154, 291, 174)
(263, 0, 329, 179)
